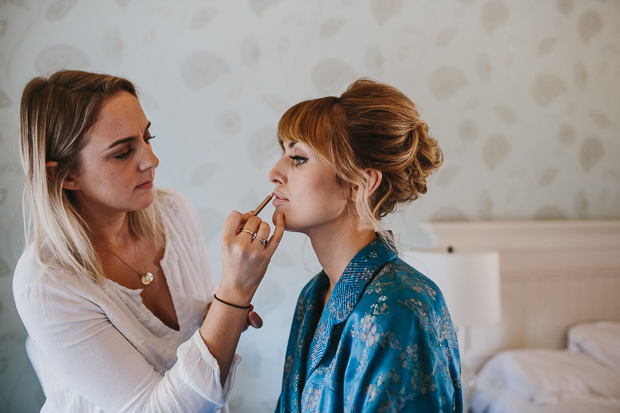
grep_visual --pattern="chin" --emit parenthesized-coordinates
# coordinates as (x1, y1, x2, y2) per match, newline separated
(281, 221, 307, 234)
(272, 212, 299, 232)
(134, 196, 155, 211)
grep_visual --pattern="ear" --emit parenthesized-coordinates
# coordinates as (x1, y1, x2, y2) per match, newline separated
(46, 161, 80, 191)
(365, 168, 382, 198)
(45, 161, 58, 181)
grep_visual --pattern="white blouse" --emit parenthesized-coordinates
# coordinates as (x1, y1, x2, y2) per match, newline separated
(13, 189, 239, 412)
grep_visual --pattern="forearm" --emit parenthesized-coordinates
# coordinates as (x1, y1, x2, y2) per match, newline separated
(198, 287, 250, 386)
(207, 210, 284, 384)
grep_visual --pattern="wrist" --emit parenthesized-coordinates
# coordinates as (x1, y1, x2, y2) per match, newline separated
(215, 283, 254, 308)
(213, 294, 251, 309)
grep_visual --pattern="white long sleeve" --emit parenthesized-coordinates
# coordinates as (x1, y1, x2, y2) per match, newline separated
(13, 189, 240, 412)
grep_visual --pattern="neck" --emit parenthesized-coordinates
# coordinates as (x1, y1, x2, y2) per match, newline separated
(307, 220, 376, 293)
(80, 207, 135, 250)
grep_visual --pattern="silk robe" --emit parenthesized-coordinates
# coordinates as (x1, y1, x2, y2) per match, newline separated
(276, 237, 462, 412)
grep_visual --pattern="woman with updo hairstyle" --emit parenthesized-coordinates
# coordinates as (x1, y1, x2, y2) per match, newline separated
(269, 78, 462, 412)
(13, 70, 284, 412)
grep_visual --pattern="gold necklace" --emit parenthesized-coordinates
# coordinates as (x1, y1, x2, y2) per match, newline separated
(107, 246, 154, 286)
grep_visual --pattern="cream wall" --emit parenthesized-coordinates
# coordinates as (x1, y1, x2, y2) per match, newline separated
(0, 0, 619, 412)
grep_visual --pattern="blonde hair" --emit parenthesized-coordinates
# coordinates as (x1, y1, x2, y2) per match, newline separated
(19, 70, 165, 283)
(277, 78, 443, 242)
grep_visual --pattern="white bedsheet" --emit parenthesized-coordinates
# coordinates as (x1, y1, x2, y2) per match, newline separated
(472, 387, 620, 413)
(471, 322, 620, 413)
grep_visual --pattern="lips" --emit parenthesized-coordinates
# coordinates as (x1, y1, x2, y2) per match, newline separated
(136, 180, 153, 190)
(272, 192, 288, 206)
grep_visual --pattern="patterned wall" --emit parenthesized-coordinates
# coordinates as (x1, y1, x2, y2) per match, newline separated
(0, 0, 618, 411)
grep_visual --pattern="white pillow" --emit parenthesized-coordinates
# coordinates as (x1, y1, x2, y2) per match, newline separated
(569, 321, 620, 376)
(476, 349, 620, 405)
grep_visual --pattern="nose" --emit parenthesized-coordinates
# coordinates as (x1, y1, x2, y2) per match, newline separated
(268, 156, 286, 185)
(138, 141, 159, 172)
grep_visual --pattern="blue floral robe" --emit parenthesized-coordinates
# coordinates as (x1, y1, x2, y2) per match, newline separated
(276, 237, 462, 412)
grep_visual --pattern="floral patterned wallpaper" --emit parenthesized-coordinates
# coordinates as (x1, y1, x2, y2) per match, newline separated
(0, 0, 618, 411)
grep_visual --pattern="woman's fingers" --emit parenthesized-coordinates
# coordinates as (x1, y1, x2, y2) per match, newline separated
(248, 310, 263, 329)
(222, 210, 245, 241)
(222, 212, 284, 254)
(265, 213, 285, 253)
(241, 306, 263, 331)
(220, 211, 282, 297)
(222, 212, 267, 245)
(253, 221, 270, 246)
(239, 216, 262, 237)
(239, 216, 272, 249)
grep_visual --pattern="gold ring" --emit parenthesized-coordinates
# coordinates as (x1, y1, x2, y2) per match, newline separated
(242, 229, 255, 237)
(255, 236, 267, 245)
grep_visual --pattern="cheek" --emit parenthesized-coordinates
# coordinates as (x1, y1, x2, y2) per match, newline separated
(81, 164, 129, 191)
(305, 176, 349, 211)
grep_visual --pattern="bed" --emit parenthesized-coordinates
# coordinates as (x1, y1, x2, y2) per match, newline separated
(470, 321, 620, 413)
(413, 220, 620, 413)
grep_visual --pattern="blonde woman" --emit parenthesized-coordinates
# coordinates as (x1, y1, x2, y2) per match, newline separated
(269, 79, 462, 412)
(13, 70, 284, 412)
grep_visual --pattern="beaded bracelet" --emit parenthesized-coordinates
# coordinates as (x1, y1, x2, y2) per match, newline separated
(213, 294, 252, 310)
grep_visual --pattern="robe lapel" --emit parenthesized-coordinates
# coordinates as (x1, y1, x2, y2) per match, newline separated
(306, 237, 397, 377)
(285, 274, 329, 412)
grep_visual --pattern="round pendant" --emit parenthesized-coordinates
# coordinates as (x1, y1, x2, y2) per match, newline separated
(141, 272, 154, 285)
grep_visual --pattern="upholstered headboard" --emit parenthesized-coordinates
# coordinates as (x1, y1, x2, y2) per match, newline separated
(415, 220, 620, 368)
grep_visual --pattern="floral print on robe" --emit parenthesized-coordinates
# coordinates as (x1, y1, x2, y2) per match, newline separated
(276, 236, 462, 413)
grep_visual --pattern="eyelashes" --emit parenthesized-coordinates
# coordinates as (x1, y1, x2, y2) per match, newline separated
(115, 149, 132, 160)
(289, 155, 308, 166)
(113, 136, 156, 160)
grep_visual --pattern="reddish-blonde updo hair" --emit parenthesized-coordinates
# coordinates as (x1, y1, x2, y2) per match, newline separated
(277, 78, 443, 240)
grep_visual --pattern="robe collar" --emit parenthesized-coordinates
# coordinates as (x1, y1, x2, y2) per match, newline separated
(306, 235, 397, 376)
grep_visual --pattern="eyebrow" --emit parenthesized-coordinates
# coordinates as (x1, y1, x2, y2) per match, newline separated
(106, 121, 151, 150)
(281, 140, 298, 153)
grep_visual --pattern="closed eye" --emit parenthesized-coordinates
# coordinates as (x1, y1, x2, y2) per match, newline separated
(114, 147, 133, 160)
